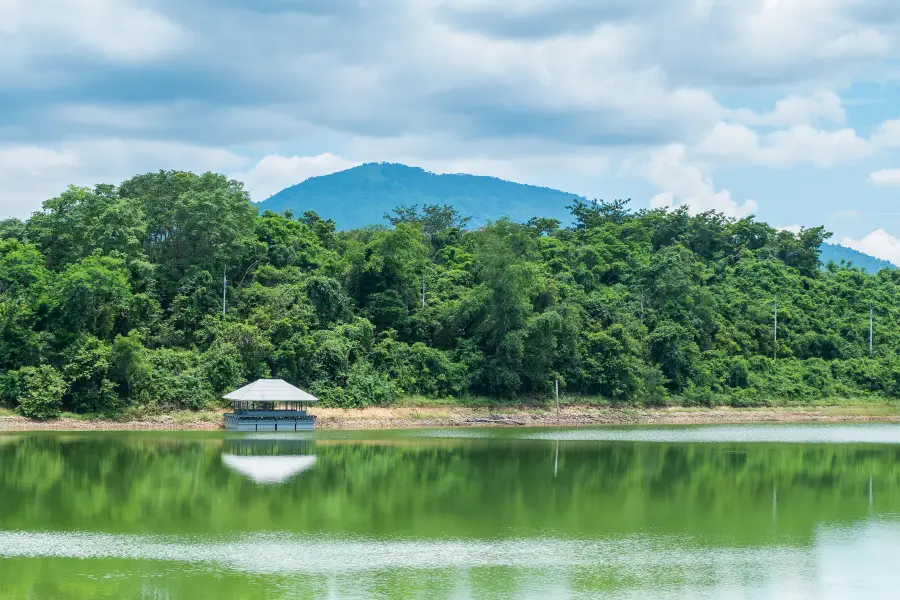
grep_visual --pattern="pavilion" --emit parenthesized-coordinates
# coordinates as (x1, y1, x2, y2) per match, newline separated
(223, 379, 318, 431)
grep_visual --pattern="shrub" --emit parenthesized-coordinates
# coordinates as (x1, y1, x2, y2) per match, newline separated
(13, 365, 67, 420)
(344, 361, 400, 407)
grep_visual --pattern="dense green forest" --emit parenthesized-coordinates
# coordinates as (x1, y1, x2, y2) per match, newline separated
(1, 170, 899, 419)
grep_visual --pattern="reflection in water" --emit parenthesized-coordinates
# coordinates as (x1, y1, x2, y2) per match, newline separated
(524, 423, 900, 443)
(220, 436, 317, 485)
(1, 427, 900, 599)
(220, 455, 316, 484)
(1, 523, 899, 599)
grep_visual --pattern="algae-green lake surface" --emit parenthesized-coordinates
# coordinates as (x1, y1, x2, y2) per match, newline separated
(2, 424, 900, 599)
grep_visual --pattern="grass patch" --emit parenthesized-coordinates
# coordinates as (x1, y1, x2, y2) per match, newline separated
(0, 407, 15, 417)
(59, 411, 100, 421)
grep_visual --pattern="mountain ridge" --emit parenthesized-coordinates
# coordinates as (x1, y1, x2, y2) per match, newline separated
(257, 162, 895, 274)
(258, 162, 584, 228)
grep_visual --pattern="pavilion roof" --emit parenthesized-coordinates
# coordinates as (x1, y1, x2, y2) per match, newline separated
(223, 379, 319, 402)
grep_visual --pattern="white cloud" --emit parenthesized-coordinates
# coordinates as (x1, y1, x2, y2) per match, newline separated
(868, 169, 900, 187)
(732, 91, 845, 127)
(871, 120, 900, 148)
(778, 225, 803, 234)
(1, 0, 900, 227)
(0, 140, 247, 219)
(436, 0, 898, 86)
(695, 122, 761, 161)
(0, 0, 187, 64)
(696, 122, 873, 168)
(232, 153, 360, 202)
(760, 126, 872, 167)
(841, 229, 900, 266)
(627, 144, 758, 218)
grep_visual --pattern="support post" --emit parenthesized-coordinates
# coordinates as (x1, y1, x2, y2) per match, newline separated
(555, 379, 560, 425)
(774, 298, 778, 361)
(223, 267, 227, 315)
(870, 305, 874, 356)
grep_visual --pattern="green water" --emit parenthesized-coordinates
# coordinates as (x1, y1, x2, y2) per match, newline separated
(2, 425, 900, 599)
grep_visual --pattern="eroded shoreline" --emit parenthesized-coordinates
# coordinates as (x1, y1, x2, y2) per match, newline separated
(3, 405, 900, 431)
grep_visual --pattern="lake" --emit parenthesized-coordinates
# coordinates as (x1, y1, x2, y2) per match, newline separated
(2, 424, 900, 599)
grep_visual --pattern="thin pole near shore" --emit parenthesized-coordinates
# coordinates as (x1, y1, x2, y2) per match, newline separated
(555, 379, 560, 425)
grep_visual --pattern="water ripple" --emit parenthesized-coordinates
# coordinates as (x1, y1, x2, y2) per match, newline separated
(0, 531, 805, 576)
(523, 424, 900, 444)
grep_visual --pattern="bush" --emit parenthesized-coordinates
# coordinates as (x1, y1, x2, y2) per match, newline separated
(61, 334, 120, 416)
(144, 348, 215, 410)
(371, 338, 466, 397)
(344, 361, 400, 407)
(200, 341, 246, 395)
(13, 365, 66, 420)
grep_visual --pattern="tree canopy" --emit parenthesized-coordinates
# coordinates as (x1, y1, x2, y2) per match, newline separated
(2, 169, 899, 418)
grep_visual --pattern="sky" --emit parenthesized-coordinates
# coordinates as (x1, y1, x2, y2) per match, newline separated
(2, 0, 900, 263)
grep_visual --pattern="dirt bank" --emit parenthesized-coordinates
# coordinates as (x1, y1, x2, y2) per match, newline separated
(2, 405, 900, 431)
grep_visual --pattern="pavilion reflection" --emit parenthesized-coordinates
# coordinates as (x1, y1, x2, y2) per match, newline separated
(220, 435, 317, 485)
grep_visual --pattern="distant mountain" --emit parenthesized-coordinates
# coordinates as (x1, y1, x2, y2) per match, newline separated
(819, 243, 896, 274)
(256, 162, 583, 228)
(257, 162, 895, 274)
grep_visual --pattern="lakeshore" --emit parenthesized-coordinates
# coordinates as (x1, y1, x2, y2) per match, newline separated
(3, 403, 900, 431)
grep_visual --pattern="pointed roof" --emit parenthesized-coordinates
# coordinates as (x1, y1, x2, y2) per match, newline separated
(223, 379, 319, 402)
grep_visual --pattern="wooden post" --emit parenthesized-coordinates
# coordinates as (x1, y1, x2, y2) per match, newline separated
(555, 379, 560, 425)
(870, 305, 874, 356)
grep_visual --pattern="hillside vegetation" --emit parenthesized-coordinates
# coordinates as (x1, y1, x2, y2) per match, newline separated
(1, 170, 900, 419)
(261, 162, 894, 273)
(818, 243, 896, 274)
(259, 162, 583, 229)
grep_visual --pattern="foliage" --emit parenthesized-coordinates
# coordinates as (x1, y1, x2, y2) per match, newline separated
(8, 365, 67, 420)
(3, 170, 900, 418)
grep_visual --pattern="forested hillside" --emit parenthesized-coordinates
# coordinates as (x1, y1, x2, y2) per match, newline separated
(259, 162, 582, 229)
(2, 170, 899, 419)
(260, 162, 894, 273)
(818, 243, 896, 274)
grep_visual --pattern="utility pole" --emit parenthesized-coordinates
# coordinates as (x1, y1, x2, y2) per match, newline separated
(869, 305, 874, 356)
(421, 271, 426, 309)
(222, 267, 227, 316)
(555, 379, 560, 425)
(774, 298, 778, 361)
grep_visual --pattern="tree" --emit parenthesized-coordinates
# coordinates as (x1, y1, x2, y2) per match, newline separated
(1, 167, 896, 417)
(384, 204, 471, 237)
(49, 255, 133, 339)
(117, 171, 258, 302)
(568, 198, 631, 229)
